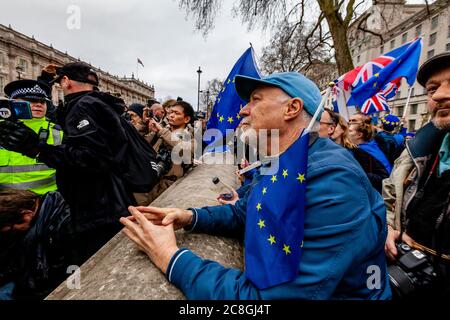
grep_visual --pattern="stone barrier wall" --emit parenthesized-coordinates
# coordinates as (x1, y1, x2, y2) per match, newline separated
(47, 164, 244, 300)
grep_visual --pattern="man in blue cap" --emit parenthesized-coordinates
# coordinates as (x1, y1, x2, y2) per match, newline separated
(120, 72, 391, 300)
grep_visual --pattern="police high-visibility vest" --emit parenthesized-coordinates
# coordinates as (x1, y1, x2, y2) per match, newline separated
(0, 118, 63, 195)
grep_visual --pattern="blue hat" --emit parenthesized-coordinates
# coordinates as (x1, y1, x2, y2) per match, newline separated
(4, 79, 51, 101)
(234, 72, 322, 117)
(380, 114, 401, 132)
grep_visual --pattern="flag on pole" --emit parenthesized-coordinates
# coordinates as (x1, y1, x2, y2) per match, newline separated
(206, 47, 261, 135)
(332, 37, 422, 114)
(137, 58, 145, 68)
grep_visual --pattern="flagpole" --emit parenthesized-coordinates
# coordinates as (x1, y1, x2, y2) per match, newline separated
(402, 86, 413, 119)
(136, 60, 139, 80)
(306, 83, 333, 133)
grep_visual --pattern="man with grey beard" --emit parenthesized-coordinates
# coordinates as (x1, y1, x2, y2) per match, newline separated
(383, 52, 450, 299)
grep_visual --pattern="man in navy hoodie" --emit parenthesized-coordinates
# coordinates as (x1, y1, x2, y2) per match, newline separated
(121, 72, 391, 300)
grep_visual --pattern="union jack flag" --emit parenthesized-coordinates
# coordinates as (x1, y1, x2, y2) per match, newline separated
(331, 38, 422, 113)
(360, 78, 401, 115)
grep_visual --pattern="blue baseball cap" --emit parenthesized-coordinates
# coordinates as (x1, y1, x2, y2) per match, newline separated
(234, 71, 322, 117)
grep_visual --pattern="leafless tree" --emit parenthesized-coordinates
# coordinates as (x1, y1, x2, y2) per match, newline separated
(179, 0, 433, 74)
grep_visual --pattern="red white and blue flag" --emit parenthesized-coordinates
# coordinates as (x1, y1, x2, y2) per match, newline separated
(332, 38, 422, 115)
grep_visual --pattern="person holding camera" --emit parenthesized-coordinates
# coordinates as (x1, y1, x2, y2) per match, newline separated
(0, 62, 142, 266)
(134, 100, 195, 206)
(383, 53, 450, 299)
(0, 80, 63, 195)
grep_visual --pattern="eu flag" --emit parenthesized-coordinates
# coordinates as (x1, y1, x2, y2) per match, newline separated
(245, 131, 309, 289)
(346, 38, 422, 107)
(206, 47, 261, 135)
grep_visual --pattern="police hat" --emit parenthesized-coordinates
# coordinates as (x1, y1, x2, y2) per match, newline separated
(4, 79, 51, 101)
(51, 62, 99, 86)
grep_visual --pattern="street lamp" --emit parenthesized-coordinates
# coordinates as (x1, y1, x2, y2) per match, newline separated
(197, 66, 202, 112)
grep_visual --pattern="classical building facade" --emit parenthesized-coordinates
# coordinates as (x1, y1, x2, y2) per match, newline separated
(348, 0, 450, 131)
(0, 24, 155, 106)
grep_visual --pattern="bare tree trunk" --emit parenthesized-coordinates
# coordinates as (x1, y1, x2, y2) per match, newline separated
(317, 0, 355, 74)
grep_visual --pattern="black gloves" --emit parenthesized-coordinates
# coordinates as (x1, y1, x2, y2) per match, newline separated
(0, 121, 41, 158)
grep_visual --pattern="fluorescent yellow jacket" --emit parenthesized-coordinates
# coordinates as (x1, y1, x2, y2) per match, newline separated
(0, 118, 63, 195)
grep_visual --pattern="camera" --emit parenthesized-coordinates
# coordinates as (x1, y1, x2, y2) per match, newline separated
(0, 100, 33, 121)
(388, 243, 439, 299)
(153, 148, 172, 178)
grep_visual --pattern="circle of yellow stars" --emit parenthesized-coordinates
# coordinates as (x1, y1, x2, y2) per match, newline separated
(253, 168, 307, 256)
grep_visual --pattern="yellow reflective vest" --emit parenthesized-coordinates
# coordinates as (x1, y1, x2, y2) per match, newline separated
(0, 118, 63, 195)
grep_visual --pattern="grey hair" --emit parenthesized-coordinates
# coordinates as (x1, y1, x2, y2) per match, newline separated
(301, 109, 319, 132)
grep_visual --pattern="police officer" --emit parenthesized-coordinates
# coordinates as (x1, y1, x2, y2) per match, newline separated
(0, 80, 62, 195)
(0, 62, 138, 265)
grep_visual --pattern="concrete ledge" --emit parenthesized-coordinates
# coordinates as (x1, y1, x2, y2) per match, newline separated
(47, 164, 244, 300)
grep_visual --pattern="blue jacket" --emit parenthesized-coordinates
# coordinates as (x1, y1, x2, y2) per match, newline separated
(166, 137, 391, 300)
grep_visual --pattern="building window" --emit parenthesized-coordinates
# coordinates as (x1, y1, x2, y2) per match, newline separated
(448, 26, 450, 38)
(357, 55, 360, 63)
(431, 15, 439, 30)
(411, 87, 415, 96)
(402, 32, 408, 44)
(410, 104, 418, 114)
(427, 49, 435, 59)
(17, 58, 28, 74)
(408, 119, 416, 131)
(0, 52, 6, 66)
(416, 24, 422, 37)
(390, 39, 395, 49)
(0, 76, 5, 93)
(396, 90, 401, 99)
(397, 106, 404, 116)
(447, 43, 450, 51)
(429, 32, 437, 46)
(380, 45, 384, 54)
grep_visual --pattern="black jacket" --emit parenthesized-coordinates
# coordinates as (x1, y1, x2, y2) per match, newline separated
(351, 147, 390, 193)
(37, 91, 136, 233)
(0, 192, 71, 300)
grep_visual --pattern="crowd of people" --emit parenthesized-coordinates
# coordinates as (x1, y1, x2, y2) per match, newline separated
(0, 51, 449, 300)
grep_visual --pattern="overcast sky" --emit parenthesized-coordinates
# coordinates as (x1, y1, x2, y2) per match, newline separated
(0, 0, 428, 106)
(0, 0, 271, 106)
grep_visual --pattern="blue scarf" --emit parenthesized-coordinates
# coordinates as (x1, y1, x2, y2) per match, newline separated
(359, 140, 392, 173)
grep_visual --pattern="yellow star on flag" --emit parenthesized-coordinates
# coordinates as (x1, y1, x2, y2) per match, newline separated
(374, 73, 380, 77)
(228, 117, 234, 124)
(227, 79, 231, 84)
(268, 235, 276, 245)
(262, 187, 267, 195)
(219, 116, 224, 123)
(256, 203, 262, 211)
(296, 173, 305, 183)
(218, 97, 221, 103)
(271, 175, 277, 183)
(258, 219, 266, 229)
(283, 244, 291, 255)
(373, 82, 378, 88)
(300, 240, 304, 248)
(282, 169, 288, 178)
(236, 114, 241, 120)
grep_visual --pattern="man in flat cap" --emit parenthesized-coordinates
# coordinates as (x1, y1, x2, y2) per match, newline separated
(120, 72, 391, 300)
(0, 79, 62, 195)
(0, 62, 147, 265)
(384, 52, 450, 299)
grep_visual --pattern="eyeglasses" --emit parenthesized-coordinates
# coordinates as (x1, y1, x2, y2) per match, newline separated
(320, 121, 336, 126)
